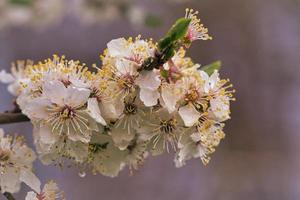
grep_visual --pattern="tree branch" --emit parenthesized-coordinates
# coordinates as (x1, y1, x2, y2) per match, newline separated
(0, 112, 29, 124)
(3, 192, 15, 200)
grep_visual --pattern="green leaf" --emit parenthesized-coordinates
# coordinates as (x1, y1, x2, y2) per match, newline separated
(166, 18, 191, 41)
(140, 16, 192, 72)
(158, 36, 173, 51)
(158, 18, 191, 51)
(162, 46, 175, 62)
(200, 61, 222, 76)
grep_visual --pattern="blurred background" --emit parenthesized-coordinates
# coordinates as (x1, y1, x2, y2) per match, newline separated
(1, 0, 300, 199)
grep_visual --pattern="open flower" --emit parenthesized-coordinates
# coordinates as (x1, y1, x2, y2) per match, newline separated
(85, 73, 116, 124)
(139, 109, 184, 155)
(109, 97, 146, 150)
(109, 59, 140, 99)
(199, 70, 235, 121)
(33, 125, 89, 165)
(26, 180, 65, 200)
(105, 37, 155, 67)
(23, 80, 97, 143)
(0, 60, 32, 96)
(124, 137, 148, 173)
(0, 129, 40, 194)
(177, 74, 207, 127)
(27, 55, 93, 89)
(174, 129, 211, 167)
(88, 133, 127, 177)
(175, 121, 225, 167)
(209, 95, 231, 121)
(184, 8, 212, 43)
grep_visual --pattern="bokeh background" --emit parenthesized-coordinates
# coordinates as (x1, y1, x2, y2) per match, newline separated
(1, 0, 300, 199)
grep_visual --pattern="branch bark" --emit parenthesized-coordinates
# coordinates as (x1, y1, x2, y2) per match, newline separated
(3, 192, 15, 200)
(0, 112, 29, 124)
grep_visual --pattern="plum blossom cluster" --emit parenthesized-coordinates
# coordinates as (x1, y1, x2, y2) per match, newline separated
(0, 9, 235, 178)
(0, 128, 65, 198)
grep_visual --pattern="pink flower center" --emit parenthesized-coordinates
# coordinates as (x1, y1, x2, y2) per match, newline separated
(60, 106, 75, 119)
(125, 54, 143, 65)
(36, 192, 46, 200)
(61, 79, 72, 87)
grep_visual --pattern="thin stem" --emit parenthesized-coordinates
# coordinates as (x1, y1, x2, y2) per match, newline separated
(0, 112, 29, 124)
(3, 192, 15, 200)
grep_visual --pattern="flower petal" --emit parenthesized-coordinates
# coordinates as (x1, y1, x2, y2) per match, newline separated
(178, 105, 201, 127)
(23, 98, 50, 120)
(43, 80, 67, 105)
(107, 38, 130, 57)
(65, 86, 90, 107)
(0, 70, 15, 83)
(68, 128, 91, 143)
(199, 71, 210, 93)
(161, 85, 179, 113)
(25, 191, 37, 200)
(7, 82, 21, 96)
(190, 132, 201, 142)
(20, 170, 41, 193)
(174, 143, 195, 168)
(66, 140, 89, 163)
(210, 96, 230, 121)
(209, 70, 220, 89)
(35, 125, 59, 145)
(0, 167, 21, 193)
(136, 70, 161, 90)
(101, 98, 124, 120)
(87, 98, 107, 125)
(115, 59, 137, 75)
(92, 141, 126, 177)
(139, 88, 159, 107)
(110, 126, 135, 150)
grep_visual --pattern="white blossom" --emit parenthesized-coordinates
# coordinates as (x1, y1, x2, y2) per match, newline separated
(0, 129, 40, 194)
(184, 8, 212, 42)
(109, 98, 146, 150)
(138, 109, 184, 155)
(88, 133, 126, 177)
(0, 10, 235, 177)
(0, 60, 31, 96)
(104, 36, 155, 67)
(174, 130, 211, 167)
(24, 80, 97, 143)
